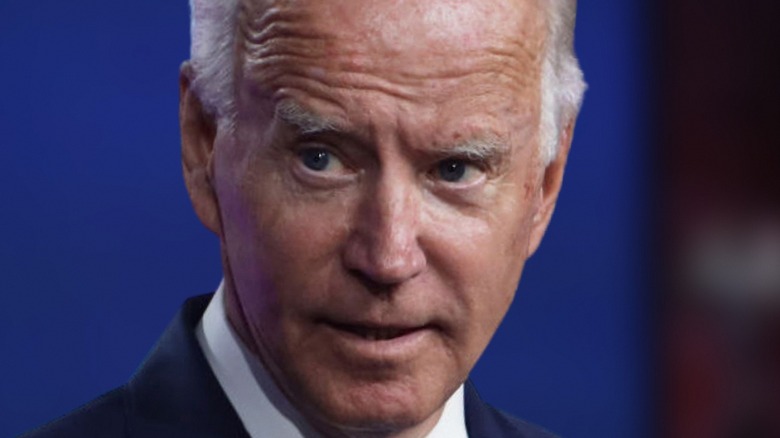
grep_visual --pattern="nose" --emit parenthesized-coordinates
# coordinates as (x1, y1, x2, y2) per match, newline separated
(342, 171, 427, 287)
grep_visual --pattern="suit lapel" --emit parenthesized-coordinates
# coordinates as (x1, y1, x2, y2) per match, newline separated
(126, 294, 250, 438)
(464, 380, 556, 438)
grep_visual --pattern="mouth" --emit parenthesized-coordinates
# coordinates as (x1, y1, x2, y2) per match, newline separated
(318, 319, 439, 362)
(330, 323, 425, 341)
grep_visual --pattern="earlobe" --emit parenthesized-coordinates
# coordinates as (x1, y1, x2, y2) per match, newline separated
(526, 118, 575, 257)
(180, 62, 223, 235)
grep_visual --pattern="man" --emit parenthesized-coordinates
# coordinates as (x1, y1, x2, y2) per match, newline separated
(24, 0, 584, 436)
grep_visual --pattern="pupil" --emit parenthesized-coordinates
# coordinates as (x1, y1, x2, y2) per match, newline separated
(439, 160, 466, 182)
(302, 149, 330, 171)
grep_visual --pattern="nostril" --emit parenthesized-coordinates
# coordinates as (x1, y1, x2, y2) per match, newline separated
(348, 268, 399, 296)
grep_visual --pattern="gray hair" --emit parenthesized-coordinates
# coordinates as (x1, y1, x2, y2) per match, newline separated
(188, 0, 239, 128)
(187, 0, 585, 164)
(541, 0, 586, 163)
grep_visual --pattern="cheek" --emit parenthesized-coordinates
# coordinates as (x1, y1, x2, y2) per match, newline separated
(218, 167, 355, 311)
(422, 188, 536, 345)
(425, 187, 535, 290)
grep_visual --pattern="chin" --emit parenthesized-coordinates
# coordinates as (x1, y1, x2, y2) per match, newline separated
(297, 375, 449, 437)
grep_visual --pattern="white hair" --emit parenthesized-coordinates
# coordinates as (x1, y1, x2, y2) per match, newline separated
(540, 0, 587, 164)
(187, 0, 585, 164)
(188, 0, 239, 130)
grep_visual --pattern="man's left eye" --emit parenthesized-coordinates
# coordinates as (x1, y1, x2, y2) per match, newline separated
(435, 159, 482, 184)
(298, 147, 344, 173)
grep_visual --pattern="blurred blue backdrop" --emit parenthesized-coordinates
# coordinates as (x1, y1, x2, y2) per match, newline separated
(0, 1, 652, 436)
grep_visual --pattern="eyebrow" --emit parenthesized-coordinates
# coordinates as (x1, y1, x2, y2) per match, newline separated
(275, 99, 511, 165)
(275, 100, 341, 135)
(441, 137, 511, 165)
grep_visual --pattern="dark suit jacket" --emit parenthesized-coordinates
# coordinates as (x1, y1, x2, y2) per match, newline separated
(22, 295, 557, 438)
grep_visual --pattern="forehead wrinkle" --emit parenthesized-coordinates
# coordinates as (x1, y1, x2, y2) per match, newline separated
(248, 54, 538, 112)
(237, 1, 544, 102)
(238, 2, 333, 73)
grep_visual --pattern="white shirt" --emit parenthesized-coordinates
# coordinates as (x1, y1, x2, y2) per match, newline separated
(196, 281, 469, 438)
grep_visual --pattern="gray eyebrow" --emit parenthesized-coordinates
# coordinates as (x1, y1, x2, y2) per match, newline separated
(275, 100, 340, 135)
(275, 100, 510, 163)
(443, 137, 511, 163)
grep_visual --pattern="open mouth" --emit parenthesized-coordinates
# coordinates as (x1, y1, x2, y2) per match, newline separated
(331, 323, 423, 341)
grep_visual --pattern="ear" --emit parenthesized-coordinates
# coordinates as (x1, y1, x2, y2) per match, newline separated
(180, 61, 222, 235)
(527, 118, 575, 257)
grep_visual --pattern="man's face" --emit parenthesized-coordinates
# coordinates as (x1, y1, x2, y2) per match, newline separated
(187, 0, 564, 434)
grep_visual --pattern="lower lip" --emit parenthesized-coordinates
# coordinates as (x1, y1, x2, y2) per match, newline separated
(323, 324, 434, 362)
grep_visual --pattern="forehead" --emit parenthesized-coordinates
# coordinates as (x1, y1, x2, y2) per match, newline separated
(244, 0, 544, 49)
(237, 0, 546, 145)
(239, 0, 547, 85)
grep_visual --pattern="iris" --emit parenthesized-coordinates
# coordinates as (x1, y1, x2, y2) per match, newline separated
(301, 149, 330, 171)
(438, 159, 467, 182)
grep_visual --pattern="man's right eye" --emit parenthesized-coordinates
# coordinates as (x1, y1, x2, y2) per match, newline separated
(294, 146, 352, 182)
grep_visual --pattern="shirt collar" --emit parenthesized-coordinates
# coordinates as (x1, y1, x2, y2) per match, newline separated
(196, 280, 468, 438)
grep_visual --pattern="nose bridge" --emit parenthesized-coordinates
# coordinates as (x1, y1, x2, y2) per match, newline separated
(375, 170, 418, 250)
(345, 166, 426, 284)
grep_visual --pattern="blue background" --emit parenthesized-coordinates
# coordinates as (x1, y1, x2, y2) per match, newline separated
(1, 1, 652, 436)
